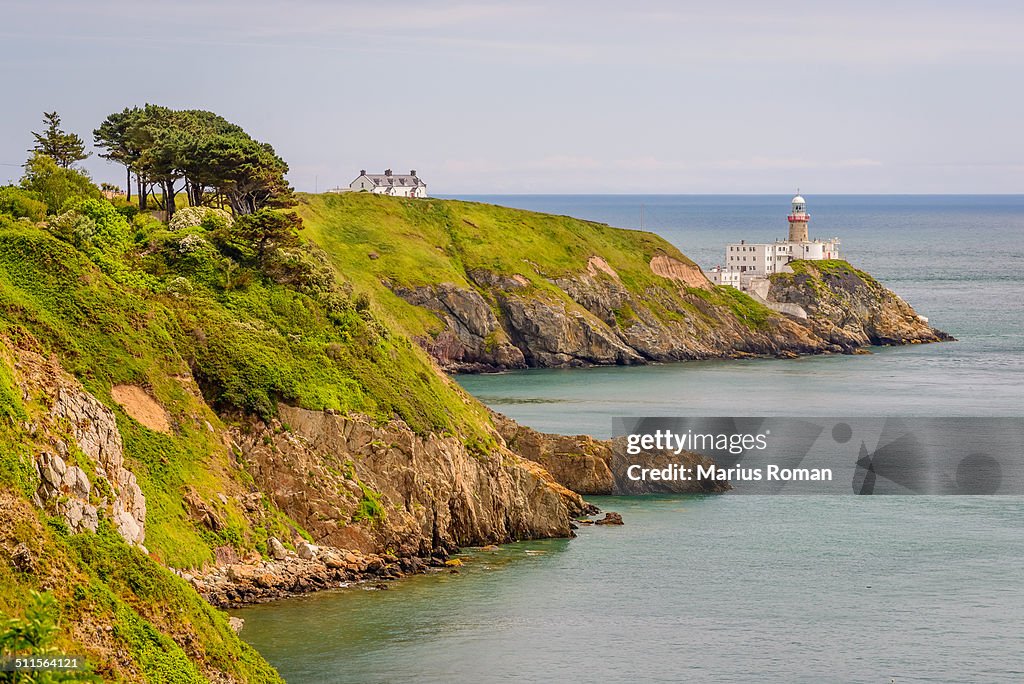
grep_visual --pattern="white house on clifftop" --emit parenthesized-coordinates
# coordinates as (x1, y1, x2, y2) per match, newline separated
(348, 169, 427, 197)
(707, 193, 840, 291)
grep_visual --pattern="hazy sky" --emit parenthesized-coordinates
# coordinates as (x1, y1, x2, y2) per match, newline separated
(2, 0, 1022, 193)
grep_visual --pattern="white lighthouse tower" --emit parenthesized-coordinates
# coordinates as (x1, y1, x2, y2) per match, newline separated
(787, 192, 809, 242)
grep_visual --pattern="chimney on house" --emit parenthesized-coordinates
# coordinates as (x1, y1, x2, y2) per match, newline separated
(410, 170, 417, 177)
(385, 169, 392, 176)
(360, 169, 366, 176)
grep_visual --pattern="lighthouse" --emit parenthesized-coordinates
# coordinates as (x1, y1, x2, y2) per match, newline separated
(787, 192, 809, 242)
(707, 190, 841, 290)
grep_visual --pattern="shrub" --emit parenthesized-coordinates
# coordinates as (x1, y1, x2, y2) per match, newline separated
(0, 186, 48, 222)
(19, 153, 100, 214)
(168, 206, 233, 232)
(200, 209, 232, 232)
(0, 590, 100, 682)
(0, 592, 60, 655)
(48, 199, 132, 257)
(46, 210, 94, 247)
(177, 233, 209, 254)
(212, 209, 301, 264)
(109, 197, 139, 221)
(75, 199, 133, 255)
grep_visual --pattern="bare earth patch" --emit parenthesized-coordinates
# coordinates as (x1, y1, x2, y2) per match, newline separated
(649, 254, 711, 289)
(587, 255, 621, 281)
(111, 385, 172, 434)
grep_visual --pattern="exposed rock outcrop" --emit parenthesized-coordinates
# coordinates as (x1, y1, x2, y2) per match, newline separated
(50, 387, 147, 545)
(392, 258, 949, 371)
(492, 413, 614, 494)
(11, 343, 147, 546)
(497, 293, 646, 367)
(491, 412, 730, 496)
(231, 407, 590, 560)
(594, 512, 624, 525)
(181, 542, 424, 607)
(394, 282, 526, 371)
(767, 261, 953, 348)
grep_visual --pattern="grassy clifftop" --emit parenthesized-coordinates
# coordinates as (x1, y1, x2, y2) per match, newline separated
(295, 193, 827, 369)
(296, 192, 709, 339)
(298, 192, 696, 287)
(294, 193, 947, 371)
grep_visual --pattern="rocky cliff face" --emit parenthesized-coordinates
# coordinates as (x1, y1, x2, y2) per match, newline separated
(394, 257, 949, 371)
(491, 412, 730, 496)
(767, 261, 952, 348)
(231, 407, 590, 559)
(12, 343, 147, 547)
(393, 281, 526, 370)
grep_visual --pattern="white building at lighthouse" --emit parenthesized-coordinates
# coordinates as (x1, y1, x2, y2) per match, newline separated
(707, 193, 840, 291)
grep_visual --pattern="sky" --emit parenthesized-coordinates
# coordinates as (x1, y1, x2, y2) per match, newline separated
(1, 0, 1022, 194)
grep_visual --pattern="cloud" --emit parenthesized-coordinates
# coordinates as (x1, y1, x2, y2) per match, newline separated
(9, 0, 1022, 66)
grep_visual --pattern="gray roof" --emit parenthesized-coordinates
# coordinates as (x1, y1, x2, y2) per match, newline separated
(357, 174, 426, 187)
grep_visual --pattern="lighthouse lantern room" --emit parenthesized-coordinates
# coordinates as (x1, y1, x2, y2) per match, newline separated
(787, 192, 810, 242)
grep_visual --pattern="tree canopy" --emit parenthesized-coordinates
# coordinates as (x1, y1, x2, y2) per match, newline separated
(93, 105, 293, 217)
(213, 208, 303, 264)
(30, 111, 89, 168)
(93, 106, 142, 200)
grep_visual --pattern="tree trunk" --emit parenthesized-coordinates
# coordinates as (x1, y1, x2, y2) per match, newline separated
(125, 167, 132, 202)
(138, 176, 147, 211)
(150, 185, 163, 211)
(185, 179, 202, 207)
(164, 180, 176, 217)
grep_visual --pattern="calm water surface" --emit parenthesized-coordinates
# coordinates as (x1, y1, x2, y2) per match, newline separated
(239, 497, 1024, 683)
(239, 196, 1024, 683)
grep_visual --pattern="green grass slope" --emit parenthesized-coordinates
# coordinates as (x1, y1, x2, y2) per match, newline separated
(295, 192, 727, 339)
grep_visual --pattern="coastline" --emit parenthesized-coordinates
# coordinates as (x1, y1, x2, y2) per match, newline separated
(181, 508, 633, 610)
(179, 541, 459, 609)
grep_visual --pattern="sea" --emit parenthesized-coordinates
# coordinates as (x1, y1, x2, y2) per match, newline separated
(237, 195, 1024, 683)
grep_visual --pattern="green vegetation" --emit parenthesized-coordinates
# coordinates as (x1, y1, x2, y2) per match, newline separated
(0, 500, 282, 682)
(0, 187, 48, 223)
(296, 192, 708, 340)
(772, 260, 879, 300)
(352, 483, 386, 524)
(786, 258, 877, 283)
(0, 591, 99, 682)
(20, 155, 101, 215)
(92, 105, 292, 216)
(67, 522, 279, 682)
(0, 106, 409, 680)
(685, 285, 774, 330)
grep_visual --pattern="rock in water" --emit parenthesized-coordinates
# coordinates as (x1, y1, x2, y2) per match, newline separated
(594, 512, 624, 525)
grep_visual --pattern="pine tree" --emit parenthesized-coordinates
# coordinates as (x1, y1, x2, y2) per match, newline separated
(30, 111, 90, 168)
